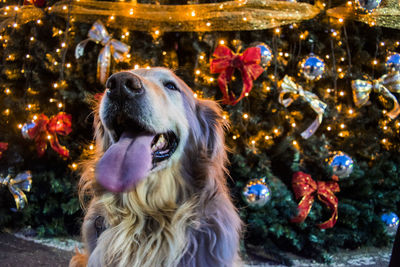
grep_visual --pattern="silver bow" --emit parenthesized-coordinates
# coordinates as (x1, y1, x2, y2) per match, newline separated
(0, 171, 32, 211)
(75, 20, 130, 84)
(279, 75, 327, 139)
(352, 72, 400, 119)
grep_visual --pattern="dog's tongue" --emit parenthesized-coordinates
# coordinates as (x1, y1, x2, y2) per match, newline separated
(96, 132, 155, 192)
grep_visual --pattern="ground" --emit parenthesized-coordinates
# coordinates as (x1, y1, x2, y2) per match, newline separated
(0, 232, 393, 266)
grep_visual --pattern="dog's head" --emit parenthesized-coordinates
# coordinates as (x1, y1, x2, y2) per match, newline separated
(94, 67, 226, 193)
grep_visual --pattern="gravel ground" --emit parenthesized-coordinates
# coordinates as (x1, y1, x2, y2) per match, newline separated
(0, 232, 394, 267)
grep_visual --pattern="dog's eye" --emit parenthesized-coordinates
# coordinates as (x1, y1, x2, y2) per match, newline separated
(164, 82, 179, 91)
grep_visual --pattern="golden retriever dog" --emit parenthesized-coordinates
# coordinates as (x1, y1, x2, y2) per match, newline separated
(70, 67, 242, 267)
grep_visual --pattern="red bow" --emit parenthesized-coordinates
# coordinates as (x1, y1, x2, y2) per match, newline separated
(23, 112, 72, 157)
(0, 142, 8, 159)
(210, 45, 264, 105)
(291, 171, 340, 229)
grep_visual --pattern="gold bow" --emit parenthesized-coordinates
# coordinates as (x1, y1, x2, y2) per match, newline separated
(75, 20, 130, 84)
(352, 72, 400, 119)
(279, 75, 327, 139)
(0, 171, 32, 211)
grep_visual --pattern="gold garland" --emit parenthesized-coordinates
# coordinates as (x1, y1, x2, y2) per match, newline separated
(327, 0, 400, 29)
(0, 0, 320, 32)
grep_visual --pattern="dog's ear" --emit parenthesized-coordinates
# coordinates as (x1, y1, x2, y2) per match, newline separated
(195, 99, 228, 160)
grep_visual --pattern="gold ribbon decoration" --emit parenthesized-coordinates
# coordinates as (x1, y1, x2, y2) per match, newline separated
(352, 72, 400, 119)
(0, 5, 44, 31)
(327, 0, 400, 30)
(0, 171, 32, 211)
(50, 0, 320, 32)
(279, 75, 327, 139)
(75, 20, 130, 84)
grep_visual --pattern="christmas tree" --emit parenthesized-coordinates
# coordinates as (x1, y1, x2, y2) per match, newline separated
(1, 0, 400, 262)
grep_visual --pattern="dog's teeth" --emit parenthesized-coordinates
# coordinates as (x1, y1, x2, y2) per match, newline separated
(152, 134, 167, 152)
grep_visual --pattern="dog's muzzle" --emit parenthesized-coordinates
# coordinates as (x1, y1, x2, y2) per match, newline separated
(105, 72, 144, 99)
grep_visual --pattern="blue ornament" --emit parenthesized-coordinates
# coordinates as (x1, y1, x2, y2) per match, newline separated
(386, 53, 400, 72)
(355, 0, 381, 13)
(256, 43, 273, 69)
(328, 152, 354, 178)
(21, 122, 36, 139)
(300, 55, 325, 81)
(381, 212, 399, 227)
(242, 177, 271, 208)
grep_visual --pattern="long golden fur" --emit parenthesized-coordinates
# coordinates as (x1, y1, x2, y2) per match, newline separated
(70, 68, 242, 267)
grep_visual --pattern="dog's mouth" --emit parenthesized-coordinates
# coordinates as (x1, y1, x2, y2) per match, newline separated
(96, 121, 179, 193)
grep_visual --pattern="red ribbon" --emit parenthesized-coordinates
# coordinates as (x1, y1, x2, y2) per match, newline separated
(24, 0, 46, 7)
(24, 112, 72, 157)
(0, 142, 8, 159)
(291, 171, 340, 229)
(210, 45, 264, 105)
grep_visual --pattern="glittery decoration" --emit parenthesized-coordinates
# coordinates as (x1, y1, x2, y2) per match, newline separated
(386, 53, 400, 72)
(299, 54, 325, 81)
(0, 171, 32, 211)
(327, 0, 400, 30)
(327, 151, 354, 179)
(256, 43, 273, 69)
(352, 72, 400, 119)
(291, 171, 340, 229)
(242, 177, 271, 208)
(354, 0, 382, 13)
(279, 76, 327, 139)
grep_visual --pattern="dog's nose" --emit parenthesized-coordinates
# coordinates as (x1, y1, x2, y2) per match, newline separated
(106, 72, 144, 97)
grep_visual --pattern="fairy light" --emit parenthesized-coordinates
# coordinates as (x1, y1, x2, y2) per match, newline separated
(244, 93, 249, 97)
(327, 126, 332, 131)
(326, 88, 332, 93)
(62, 5, 67, 10)
(339, 91, 345, 96)
(193, 93, 198, 98)
(292, 140, 298, 145)
(58, 103, 63, 108)
(53, 83, 59, 88)
(61, 42, 66, 48)
(341, 57, 345, 62)
(54, 61, 58, 66)
(199, 55, 204, 60)
(3, 109, 10, 116)
(110, 15, 115, 20)
(154, 30, 160, 36)
(12, 22, 18, 28)
(397, 122, 400, 127)
(232, 135, 237, 140)
(191, 11, 196, 16)
(273, 128, 279, 134)
(340, 123, 346, 129)
(134, 64, 139, 69)
(291, 122, 296, 128)
(4, 88, 11, 95)
(219, 40, 225, 45)
(382, 138, 387, 144)
(195, 69, 201, 75)
(338, 18, 344, 23)
(380, 42, 385, 46)
(33, 115, 38, 120)
(275, 28, 281, 34)
(383, 125, 388, 131)
(25, 54, 30, 59)
(251, 140, 255, 145)
(373, 59, 378, 65)
(71, 163, 78, 170)
(129, 9, 134, 15)
(243, 113, 249, 119)
(265, 135, 271, 140)
(30, 36, 34, 41)
(56, 48, 60, 53)
(348, 109, 354, 115)
(89, 144, 94, 150)
(209, 77, 214, 82)
(36, 19, 42, 24)
(66, 63, 71, 68)
(243, 17, 247, 21)
(18, 124, 23, 129)
(206, 22, 211, 27)
(326, 55, 330, 59)
(47, 135, 52, 140)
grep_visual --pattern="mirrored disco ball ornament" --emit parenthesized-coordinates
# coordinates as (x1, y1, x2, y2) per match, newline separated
(300, 55, 325, 81)
(21, 122, 36, 139)
(386, 53, 400, 72)
(381, 212, 399, 235)
(354, 0, 381, 13)
(328, 151, 354, 179)
(256, 43, 273, 68)
(242, 177, 271, 208)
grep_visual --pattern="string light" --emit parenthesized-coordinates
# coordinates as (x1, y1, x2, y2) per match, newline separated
(265, 135, 271, 140)
(193, 93, 198, 98)
(291, 122, 296, 128)
(134, 64, 139, 69)
(219, 40, 225, 45)
(340, 123, 346, 129)
(243, 113, 249, 119)
(195, 69, 201, 75)
(89, 144, 94, 150)
(232, 135, 237, 140)
(4, 88, 11, 95)
(71, 163, 78, 170)
(327, 126, 332, 131)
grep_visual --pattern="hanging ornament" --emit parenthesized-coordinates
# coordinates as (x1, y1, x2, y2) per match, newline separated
(0, 142, 8, 159)
(279, 76, 327, 139)
(291, 171, 340, 229)
(242, 177, 271, 208)
(354, 0, 382, 13)
(256, 43, 273, 69)
(210, 45, 264, 105)
(327, 151, 354, 179)
(22, 112, 72, 157)
(381, 212, 399, 235)
(386, 53, 400, 72)
(352, 72, 400, 119)
(299, 54, 325, 81)
(75, 21, 131, 84)
(0, 171, 32, 211)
